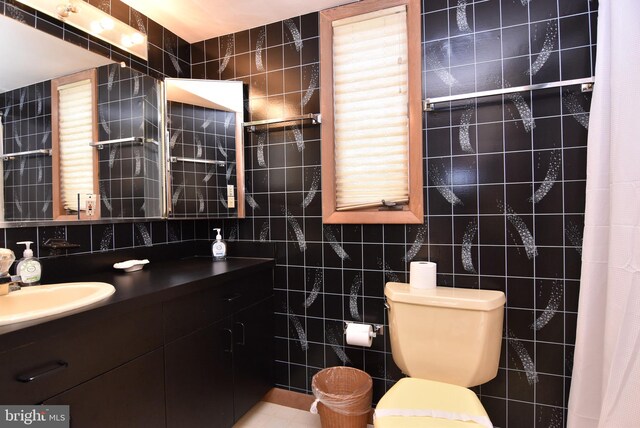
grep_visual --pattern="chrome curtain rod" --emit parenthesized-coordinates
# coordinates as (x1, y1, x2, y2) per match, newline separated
(170, 156, 226, 167)
(90, 136, 146, 149)
(243, 113, 322, 132)
(2, 148, 52, 161)
(423, 77, 595, 111)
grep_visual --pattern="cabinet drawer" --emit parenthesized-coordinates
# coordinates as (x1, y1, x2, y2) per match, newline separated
(163, 270, 273, 343)
(0, 304, 163, 404)
(163, 283, 233, 343)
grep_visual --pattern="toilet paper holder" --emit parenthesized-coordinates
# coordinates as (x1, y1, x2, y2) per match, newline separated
(343, 322, 384, 337)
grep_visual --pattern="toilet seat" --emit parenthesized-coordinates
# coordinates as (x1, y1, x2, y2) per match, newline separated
(374, 378, 493, 428)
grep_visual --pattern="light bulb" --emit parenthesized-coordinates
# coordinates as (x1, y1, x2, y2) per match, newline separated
(90, 21, 102, 34)
(121, 35, 133, 47)
(130, 32, 144, 45)
(100, 17, 115, 30)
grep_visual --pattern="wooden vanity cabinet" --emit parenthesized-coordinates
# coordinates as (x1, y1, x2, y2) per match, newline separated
(0, 264, 274, 428)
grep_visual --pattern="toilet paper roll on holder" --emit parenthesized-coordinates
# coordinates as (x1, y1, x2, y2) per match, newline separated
(343, 322, 384, 337)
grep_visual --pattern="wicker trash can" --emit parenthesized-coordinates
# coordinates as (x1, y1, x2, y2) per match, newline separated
(311, 367, 373, 428)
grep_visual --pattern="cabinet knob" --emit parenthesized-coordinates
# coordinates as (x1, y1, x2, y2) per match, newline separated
(221, 293, 242, 304)
(17, 360, 69, 383)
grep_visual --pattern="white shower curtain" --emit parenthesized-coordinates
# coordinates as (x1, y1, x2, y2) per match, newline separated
(567, 1, 640, 427)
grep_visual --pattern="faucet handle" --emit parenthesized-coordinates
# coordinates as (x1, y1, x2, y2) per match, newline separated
(0, 274, 20, 284)
(0, 275, 21, 295)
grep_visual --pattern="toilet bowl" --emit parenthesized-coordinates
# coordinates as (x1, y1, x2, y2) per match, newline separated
(374, 283, 505, 427)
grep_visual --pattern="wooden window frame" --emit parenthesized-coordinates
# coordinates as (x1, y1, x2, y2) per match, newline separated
(51, 69, 100, 221)
(320, 0, 423, 224)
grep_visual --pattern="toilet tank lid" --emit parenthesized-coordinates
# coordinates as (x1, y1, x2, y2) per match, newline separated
(385, 283, 505, 311)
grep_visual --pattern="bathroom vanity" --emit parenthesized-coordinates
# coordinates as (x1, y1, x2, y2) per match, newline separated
(0, 257, 274, 428)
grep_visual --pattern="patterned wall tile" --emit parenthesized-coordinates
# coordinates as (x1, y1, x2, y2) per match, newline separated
(0, 0, 598, 426)
(167, 102, 237, 217)
(206, 1, 597, 426)
(97, 64, 163, 218)
(0, 81, 52, 221)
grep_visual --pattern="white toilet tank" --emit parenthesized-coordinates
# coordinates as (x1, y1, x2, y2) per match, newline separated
(385, 282, 505, 387)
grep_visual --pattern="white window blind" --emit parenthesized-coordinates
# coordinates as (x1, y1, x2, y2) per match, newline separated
(332, 5, 409, 211)
(58, 79, 94, 211)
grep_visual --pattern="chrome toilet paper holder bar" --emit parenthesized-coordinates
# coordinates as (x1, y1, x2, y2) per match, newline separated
(343, 322, 384, 337)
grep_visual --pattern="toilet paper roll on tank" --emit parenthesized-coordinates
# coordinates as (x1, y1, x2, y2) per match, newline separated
(409, 261, 437, 289)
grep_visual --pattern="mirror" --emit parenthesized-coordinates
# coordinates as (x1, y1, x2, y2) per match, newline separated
(165, 78, 245, 219)
(0, 14, 164, 225)
(94, 64, 164, 220)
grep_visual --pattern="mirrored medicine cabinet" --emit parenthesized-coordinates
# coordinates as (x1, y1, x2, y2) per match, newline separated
(0, 14, 245, 227)
(164, 78, 245, 219)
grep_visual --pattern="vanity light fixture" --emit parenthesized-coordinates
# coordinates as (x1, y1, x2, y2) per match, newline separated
(18, 0, 148, 60)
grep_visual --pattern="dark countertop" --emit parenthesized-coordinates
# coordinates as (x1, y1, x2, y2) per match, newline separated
(0, 256, 274, 346)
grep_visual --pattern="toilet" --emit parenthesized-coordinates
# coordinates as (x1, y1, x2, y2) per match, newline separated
(375, 282, 505, 428)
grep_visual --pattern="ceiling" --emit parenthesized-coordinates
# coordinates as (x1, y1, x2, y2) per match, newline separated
(0, 15, 113, 93)
(121, 0, 359, 44)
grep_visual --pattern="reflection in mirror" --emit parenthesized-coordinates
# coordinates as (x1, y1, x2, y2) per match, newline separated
(0, 15, 165, 224)
(0, 14, 112, 222)
(95, 64, 164, 219)
(165, 79, 244, 219)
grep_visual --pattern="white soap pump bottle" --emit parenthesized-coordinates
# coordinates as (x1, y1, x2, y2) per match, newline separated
(15, 241, 41, 285)
(212, 228, 227, 261)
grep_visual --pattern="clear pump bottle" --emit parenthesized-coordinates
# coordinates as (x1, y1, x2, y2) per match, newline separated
(212, 228, 227, 261)
(15, 241, 41, 285)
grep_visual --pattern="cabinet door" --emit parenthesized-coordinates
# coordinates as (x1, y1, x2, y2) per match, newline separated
(165, 318, 234, 428)
(233, 297, 274, 421)
(43, 348, 165, 428)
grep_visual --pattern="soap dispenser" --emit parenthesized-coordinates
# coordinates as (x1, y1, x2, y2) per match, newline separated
(212, 228, 227, 261)
(15, 241, 41, 285)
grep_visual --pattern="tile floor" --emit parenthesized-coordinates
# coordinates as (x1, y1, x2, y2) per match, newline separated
(233, 401, 374, 428)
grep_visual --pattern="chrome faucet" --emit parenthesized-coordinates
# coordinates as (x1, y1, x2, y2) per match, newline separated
(0, 275, 22, 296)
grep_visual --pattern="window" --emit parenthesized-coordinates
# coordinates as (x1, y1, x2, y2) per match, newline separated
(320, 0, 423, 224)
(51, 69, 99, 220)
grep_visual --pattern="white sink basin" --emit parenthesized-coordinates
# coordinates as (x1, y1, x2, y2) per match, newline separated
(0, 282, 115, 326)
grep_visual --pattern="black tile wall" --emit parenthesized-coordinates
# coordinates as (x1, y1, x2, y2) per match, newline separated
(0, 0, 596, 426)
(195, 1, 597, 427)
(167, 102, 237, 218)
(97, 64, 163, 218)
(0, 80, 52, 221)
